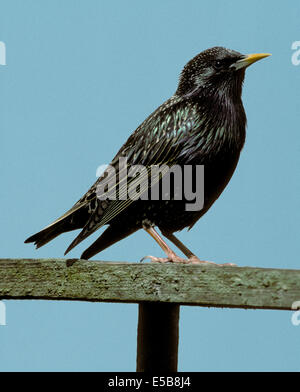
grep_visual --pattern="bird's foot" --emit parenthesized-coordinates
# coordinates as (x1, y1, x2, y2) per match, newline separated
(141, 255, 183, 264)
(187, 255, 236, 266)
(141, 253, 236, 266)
(141, 249, 187, 264)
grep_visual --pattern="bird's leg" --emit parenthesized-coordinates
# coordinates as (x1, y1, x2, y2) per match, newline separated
(142, 224, 235, 266)
(160, 230, 236, 266)
(161, 231, 194, 258)
(141, 225, 190, 264)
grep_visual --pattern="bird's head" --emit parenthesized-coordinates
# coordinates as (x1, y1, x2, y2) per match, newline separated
(176, 47, 270, 100)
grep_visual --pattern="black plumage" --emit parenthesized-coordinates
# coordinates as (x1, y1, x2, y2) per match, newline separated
(25, 47, 270, 264)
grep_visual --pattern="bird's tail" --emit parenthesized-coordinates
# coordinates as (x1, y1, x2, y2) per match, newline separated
(80, 225, 138, 259)
(25, 202, 138, 258)
(24, 207, 87, 249)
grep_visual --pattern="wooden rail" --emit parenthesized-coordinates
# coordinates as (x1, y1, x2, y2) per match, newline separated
(1, 258, 299, 310)
(1, 258, 299, 371)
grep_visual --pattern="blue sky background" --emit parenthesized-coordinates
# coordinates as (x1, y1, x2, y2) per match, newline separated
(1, 0, 300, 371)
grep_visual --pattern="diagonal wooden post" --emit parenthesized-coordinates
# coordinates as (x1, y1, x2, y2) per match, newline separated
(137, 303, 180, 372)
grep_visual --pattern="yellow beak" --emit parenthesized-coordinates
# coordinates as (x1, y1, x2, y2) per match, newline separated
(233, 53, 271, 70)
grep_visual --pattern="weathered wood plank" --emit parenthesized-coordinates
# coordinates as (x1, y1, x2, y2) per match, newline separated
(0, 258, 299, 310)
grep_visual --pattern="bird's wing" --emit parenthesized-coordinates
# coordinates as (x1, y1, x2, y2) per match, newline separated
(65, 99, 199, 254)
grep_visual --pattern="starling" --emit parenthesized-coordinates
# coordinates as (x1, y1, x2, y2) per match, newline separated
(25, 47, 270, 265)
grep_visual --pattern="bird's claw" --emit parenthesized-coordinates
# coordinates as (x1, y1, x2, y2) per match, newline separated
(140, 255, 171, 263)
(140, 254, 237, 266)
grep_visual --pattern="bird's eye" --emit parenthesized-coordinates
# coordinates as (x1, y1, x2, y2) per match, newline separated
(214, 60, 223, 70)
